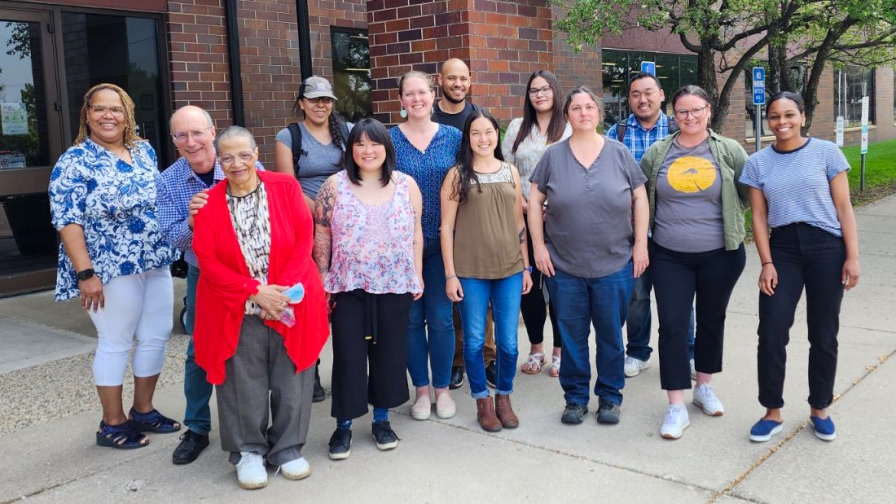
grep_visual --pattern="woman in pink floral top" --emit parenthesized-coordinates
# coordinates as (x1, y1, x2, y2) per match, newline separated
(313, 118, 423, 459)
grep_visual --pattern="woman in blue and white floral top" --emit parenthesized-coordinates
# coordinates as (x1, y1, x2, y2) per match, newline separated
(49, 83, 179, 450)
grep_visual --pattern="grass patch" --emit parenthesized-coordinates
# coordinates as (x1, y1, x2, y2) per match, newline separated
(744, 138, 896, 240)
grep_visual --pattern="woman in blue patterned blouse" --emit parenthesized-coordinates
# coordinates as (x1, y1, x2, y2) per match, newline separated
(49, 83, 179, 450)
(390, 71, 462, 421)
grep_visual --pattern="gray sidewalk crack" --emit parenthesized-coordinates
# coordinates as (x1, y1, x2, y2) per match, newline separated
(707, 348, 895, 503)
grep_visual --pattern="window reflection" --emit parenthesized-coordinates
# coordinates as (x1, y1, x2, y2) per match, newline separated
(62, 13, 166, 163)
(601, 49, 697, 129)
(331, 28, 371, 122)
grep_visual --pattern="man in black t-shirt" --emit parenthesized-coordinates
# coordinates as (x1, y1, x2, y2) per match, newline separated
(432, 58, 481, 131)
(430, 58, 494, 391)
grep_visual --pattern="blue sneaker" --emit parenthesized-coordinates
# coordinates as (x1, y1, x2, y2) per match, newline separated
(810, 415, 836, 441)
(749, 418, 783, 442)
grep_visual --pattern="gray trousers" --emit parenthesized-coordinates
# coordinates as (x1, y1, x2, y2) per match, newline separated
(216, 315, 314, 466)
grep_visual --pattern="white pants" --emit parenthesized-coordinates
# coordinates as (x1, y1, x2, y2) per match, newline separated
(88, 267, 174, 386)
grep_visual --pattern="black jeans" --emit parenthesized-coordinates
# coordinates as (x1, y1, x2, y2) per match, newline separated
(757, 223, 845, 410)
(652, 242, 746, 390)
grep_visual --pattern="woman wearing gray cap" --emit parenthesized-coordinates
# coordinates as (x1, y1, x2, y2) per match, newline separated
(274, 75, 352, 402)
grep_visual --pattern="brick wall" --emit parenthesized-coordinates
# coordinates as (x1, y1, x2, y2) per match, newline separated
(166, 0, 311, 165)
(368, 0, 553, 126)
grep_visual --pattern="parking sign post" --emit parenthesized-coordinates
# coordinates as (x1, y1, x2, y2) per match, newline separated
(861, 96, 869, 191)
(752, 67, 765, 153)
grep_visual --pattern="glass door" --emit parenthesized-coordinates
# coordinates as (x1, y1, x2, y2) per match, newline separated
(0, 8, 64, 294)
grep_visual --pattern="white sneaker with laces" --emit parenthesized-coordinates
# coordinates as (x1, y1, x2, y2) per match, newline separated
(660, 405, 690, 440)
(690, 359, 696, 381)
(693, 383, 725, 416)
(280, 456, 311, 480)
(624, 356, 650, 377)
(236, 451, 268, 490)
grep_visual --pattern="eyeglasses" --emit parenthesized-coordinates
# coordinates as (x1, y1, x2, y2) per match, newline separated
(674, 105, 709, 120)
(304, 97, 334, 104)
(89, 104, 125, 116)
(529, 85, 552, 97)
(172, 127, 212, 144)
(218, 152, 255, 166)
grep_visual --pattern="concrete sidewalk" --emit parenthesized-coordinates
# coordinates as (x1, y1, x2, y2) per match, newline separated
(1, 195, 894, 503)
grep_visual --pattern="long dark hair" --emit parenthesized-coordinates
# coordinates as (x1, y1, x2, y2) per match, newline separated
(452, 110, 504, 204)
(511, 70, 566, 155)
(295, 77, 347, 167)
(344, 118, 394, 187)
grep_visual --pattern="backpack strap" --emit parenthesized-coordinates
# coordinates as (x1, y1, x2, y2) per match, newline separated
(337, 119, 350, 151)
(287, 122, 304, 175)
(616, 123, 627, 143)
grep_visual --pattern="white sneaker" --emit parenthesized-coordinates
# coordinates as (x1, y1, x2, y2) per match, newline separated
(280, 456, 311, 480)
(236, 451, 268, 490)
(690, 359, 696, 381)
(623, 356, 650, 377)
(411, 393, 431, 420)
(435, 392, 456, 419)
(693, 383, 724, 416)
(660, 405, 690, 440)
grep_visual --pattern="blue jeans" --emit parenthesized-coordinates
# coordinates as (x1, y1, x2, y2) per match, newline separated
(458, 273, 522, 398)
(407, 238, 455, 389)
(184, 264, 213, 434)
(625, 263, 696, 361)
(545, 263, 634, 406)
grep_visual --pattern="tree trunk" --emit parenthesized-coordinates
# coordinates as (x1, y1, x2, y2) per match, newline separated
(696, 48, 723, 131)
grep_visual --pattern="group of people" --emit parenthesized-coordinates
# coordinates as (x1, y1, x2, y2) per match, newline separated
(48, 57, 859, 490)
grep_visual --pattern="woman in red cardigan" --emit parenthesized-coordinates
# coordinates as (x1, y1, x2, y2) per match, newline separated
(191, 126, 329, 490)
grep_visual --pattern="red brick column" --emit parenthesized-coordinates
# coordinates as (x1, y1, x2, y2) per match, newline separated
(368, 0, 553, 126)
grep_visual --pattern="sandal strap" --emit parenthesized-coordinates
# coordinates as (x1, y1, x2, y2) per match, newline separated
(129, 408, 180, 431)
(98, 421, 146, 447)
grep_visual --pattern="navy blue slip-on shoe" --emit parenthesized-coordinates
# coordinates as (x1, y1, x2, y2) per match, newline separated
(749, 418, 783, 442)
(810, 415, 836, 441)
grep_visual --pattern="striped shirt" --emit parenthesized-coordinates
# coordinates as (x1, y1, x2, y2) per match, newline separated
(606, 113, 673, 163)
(740, 138, 849, 237)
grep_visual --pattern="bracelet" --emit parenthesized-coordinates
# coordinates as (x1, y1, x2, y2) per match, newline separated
(761, 262, 773, 266)
(446, 275, 457, 281)
(524, 266, 533, 273)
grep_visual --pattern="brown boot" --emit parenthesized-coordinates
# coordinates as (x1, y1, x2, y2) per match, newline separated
(495, 394, 519, 429)
(476, 397, 502, 432)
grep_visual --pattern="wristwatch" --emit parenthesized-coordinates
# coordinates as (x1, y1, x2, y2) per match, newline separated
(525, 266, 533, 273)
(77, 268, 96, 281)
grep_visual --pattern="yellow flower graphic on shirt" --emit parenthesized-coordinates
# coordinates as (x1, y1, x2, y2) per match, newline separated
(666, 156, 716, 193)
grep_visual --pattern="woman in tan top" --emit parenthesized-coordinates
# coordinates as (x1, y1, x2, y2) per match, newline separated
(441, 111, 532, 432)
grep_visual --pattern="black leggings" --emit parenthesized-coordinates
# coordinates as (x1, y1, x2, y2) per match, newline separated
(520, 216, 561, 348)
(652, 242, 745, 390)
(330, 289, 413, 420)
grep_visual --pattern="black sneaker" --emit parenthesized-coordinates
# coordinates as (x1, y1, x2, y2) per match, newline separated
(328, 428, 352, 460)
(561, 403, 588, 425)
(371, 420, 400, 451)
(313, 364, 326, 403)
(449, 366, 465, 390)
(485, 361, 497, 389)
(596, 399, 621, 425)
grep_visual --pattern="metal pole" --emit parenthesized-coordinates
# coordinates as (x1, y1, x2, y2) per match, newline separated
(755, 104, 761, 152)
(296, 0, 313, 80)
(861, 154, 866, 192)
(224, 0, 245, 126)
